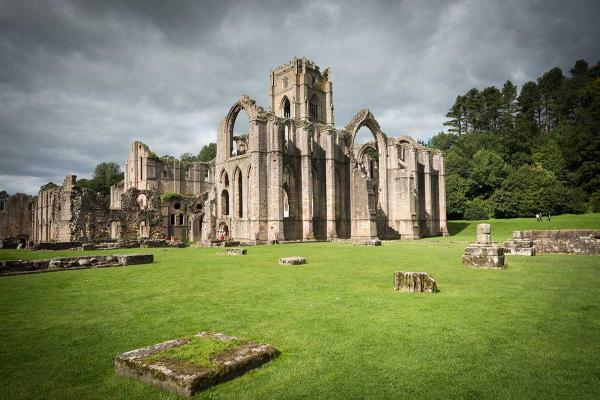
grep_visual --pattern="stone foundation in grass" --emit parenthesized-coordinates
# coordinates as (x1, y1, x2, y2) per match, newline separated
(508, 230, 600, 255)
(278, 256, 306, 265)
(224, 248, 247, 256)
(0, 253, 153, 276)
(355, 239, 381, 246)
(114, 332, 279, 397)
(393, 272, 437, 293)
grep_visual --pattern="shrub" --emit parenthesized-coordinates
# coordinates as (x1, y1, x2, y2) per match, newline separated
(463, 198, 492, 220)
(161, 192, 183, 202)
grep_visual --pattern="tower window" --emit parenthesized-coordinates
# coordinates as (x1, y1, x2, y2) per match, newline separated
(178, 214, 184, 225)
(309, 95, 319, 119)
(283, 97, 291, 118)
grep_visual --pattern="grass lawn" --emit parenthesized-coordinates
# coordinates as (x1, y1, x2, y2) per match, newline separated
(1, 215, 599, 399)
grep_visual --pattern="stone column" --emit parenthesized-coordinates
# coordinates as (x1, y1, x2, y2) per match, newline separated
(437, 152, 449, 236)
(300, 125, 314, 240)
(423, 151, 433, 236)
(325, 129, 337, 240)
(248, 118, 268, 242)
(268, 121, 284, 242)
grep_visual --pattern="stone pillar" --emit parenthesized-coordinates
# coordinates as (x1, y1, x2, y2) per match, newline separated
(325, 129, 337, 240)
(248, 119, 268, 242)
(477, 223, 491, 244)
(423, 151, 433, 236)
(268, 121, 284, 242)
(435, 152, 448, 236)
(300, 125, 314, 240)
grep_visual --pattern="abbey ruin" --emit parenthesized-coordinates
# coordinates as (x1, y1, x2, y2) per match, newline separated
(1, 58, 448, 247)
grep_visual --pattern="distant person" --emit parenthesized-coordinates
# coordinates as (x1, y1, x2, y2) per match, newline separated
(536, 213, 540, 222)
(548, 212, 551, 221)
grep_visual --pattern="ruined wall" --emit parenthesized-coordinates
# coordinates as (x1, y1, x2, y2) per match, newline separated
(512, 230, 600, 255)
(0, 193, 33, 247)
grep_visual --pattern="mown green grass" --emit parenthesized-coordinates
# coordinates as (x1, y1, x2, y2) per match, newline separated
(0, 215, 599, 399)
(144, 335, 245, 368)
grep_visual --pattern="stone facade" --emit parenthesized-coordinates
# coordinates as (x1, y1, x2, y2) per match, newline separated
(0, 192, 33, 247)
(25, 57, 446, 245)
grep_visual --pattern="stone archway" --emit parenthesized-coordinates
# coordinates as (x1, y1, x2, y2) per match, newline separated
(217, 223, 229, 241)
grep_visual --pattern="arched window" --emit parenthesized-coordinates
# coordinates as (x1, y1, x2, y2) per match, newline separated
(230, 107, 249, 157)
(137, 194, 147, 210)
(236, 169, 243, 218)
(221, 171, 229, 187)
(309, 94, 319, 119)
(284, 125, 290, 150)
(221, 190, 229, 216)
(282, 96, 291, 118)
(283, 184, 290, 218)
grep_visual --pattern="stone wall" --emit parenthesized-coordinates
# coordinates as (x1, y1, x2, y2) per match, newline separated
(0, 193, 33, 247)
(510, 230, 600, 255)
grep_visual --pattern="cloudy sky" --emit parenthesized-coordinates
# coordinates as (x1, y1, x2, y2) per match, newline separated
(1, 0, 599, 194)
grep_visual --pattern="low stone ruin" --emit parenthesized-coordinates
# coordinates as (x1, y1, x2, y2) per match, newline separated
(393, 272, 437, 293)
(225, 248, 246, 256)
(114, 332, 279, 397)
(0, 253, 153, 276)
(506, 230, 600, 255)
(278, 256, 306, 265)
(461, 224, 505, 268)
(504, 231, 535, 256)
(356, 239, 382, 246)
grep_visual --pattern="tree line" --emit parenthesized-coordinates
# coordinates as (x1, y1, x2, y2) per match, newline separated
(428, 59, 600, 219)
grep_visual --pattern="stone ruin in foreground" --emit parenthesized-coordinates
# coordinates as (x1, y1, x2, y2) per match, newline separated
(1, 57, 448, 248)
(462, 224, 505, 268)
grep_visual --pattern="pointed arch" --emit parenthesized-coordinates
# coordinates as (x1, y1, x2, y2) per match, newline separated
(281, 95, 291, 118)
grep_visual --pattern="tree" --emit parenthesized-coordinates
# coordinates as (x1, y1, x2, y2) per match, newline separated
(180, 152, 198, 163)
(40, 182, 59, 191)
(532, 141, 567, 182)
(517, 81, 541, 130)
(469, 149, 508, 198)
(444, 96, 466, 135)
(198, 143, 217, 162)
(537, 67, 565, 132)
(427, 131, 457, 152)
(445, 173, 472, 219)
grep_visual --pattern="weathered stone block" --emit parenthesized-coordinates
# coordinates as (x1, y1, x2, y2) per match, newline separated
(463, 245, 504, 256)
(461, 247, 505, 268)
(477, 224, 491, 235)
(476, 233, 491, 245)
(504, 239, 535, 256)
(117, 254, 154, 265)
(225, 248, 247, 256)
(360, 239, 381, 246)
(222, 241, 241, 247)
(393, 272, 437, 293)
(279, 257, 306, 265)
(114, 332, 279, 397)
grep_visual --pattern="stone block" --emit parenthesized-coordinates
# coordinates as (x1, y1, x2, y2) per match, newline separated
(477, 224, 491, 235)
(117, 254, 154, 265)
(361, 239, 382, 246)
(222, 241, 241, 247)
(114, 332, 279, 397)
(476, 233, 491, 245)
(279, 257, 306, 265)
(393, 272, 437, 293)
(225, 248, 247, 256)
(461, 244, 505, 268)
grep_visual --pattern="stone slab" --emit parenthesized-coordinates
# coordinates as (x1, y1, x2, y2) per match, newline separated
(461, 254, 505, 268)
(225, 248, 247, 256)
(463, 245, 504, 256)
(114, 332, 279, 397)
(477, 224, 491, 235)
(393, 272, 437, 293)
(278, 257, 306, 265)
(0, 254, 153, 276)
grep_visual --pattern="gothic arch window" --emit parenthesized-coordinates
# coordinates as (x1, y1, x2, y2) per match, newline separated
(235, 168, 243, 218)
(221, 171, 229, 187)
(284, 124, 291, 150)
(283, 183, 290, 218)
(229, 106, 250, 157)
(282, 96, 291, 118)
(309, 94, 319, 119)
(221, 190, 229, 216)
(137, 194, 147, 210)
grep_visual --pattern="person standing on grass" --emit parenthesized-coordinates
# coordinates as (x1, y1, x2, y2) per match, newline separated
(536, 212, 540, 222)
(548, 212, 551, 221)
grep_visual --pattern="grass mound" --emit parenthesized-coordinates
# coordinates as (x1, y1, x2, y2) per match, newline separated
(145, 336, 245, 369)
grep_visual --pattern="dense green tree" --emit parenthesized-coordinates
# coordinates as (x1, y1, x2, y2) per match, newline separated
(427, 131, 457, 151)
(469, 149, 508, 197)
(198, 143, 217, 162)
(532, 140, 567, 182)
(40, 182, 59, 191)
(445, 173, 472, 219)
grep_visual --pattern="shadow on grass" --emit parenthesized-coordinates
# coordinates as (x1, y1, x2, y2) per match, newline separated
(447, 221, 470, 236)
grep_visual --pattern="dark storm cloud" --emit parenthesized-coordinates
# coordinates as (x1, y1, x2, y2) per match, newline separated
(1, 0, 599, 194)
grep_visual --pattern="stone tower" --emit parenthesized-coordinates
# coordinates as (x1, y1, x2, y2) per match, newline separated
(268, 57, 334, 126)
